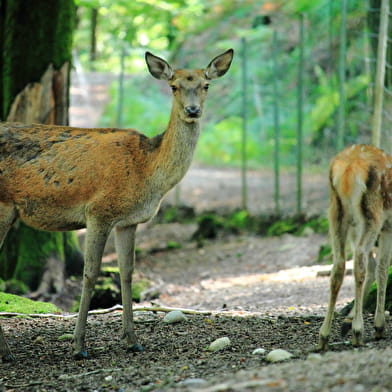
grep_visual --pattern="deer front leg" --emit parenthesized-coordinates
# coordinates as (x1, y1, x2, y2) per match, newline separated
(115, 224, 143, 352)
(374, 230, 392, 339)
(73, 220, 110, 359)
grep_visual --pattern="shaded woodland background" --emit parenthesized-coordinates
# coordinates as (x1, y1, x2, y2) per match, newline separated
(0, 0, 391, 312)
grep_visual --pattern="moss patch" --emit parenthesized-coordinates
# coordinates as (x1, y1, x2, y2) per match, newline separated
(0, 292, 61, 314)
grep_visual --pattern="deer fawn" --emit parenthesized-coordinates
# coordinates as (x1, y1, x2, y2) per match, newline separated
(0, 49, 234, 360)
(318, 144, 392, 351)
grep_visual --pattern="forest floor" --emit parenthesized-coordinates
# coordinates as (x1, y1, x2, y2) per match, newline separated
(1, 73, 391, 391)
(1, 225, 392, 392)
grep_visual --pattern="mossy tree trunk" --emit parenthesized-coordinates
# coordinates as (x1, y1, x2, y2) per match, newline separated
(0, 0, 83, 296)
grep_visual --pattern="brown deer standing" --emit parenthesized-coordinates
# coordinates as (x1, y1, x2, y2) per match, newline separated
(0, 49, 234, 360)
(318, 144, 392, 351)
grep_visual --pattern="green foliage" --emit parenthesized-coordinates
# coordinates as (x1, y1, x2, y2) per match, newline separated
(132, 278, 151, 301)
(317, 244, 332, 264)
(166, 241, 182, 250)
(100, 77, 170, 132)
(156, 205, 196, 224)
(267, 219, 299, 236)
(0, 292, 61, 314)
(192, 212, 328, 242)
(364, 266, 392, 313)
(0, 223, 65, 291)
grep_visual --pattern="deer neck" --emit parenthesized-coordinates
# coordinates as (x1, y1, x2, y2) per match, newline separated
(153, 102, 201, 193)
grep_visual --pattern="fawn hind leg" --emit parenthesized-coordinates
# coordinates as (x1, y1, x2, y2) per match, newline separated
(0, 205, 17, 361)
(350, 223, 379, 346)
(318, 196, 347, 351)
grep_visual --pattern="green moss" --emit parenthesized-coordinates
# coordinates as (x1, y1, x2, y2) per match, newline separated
(132, 279, 151, 301)
(317, 244, 332, 264)
(3, 279, 29, 295)
(0, 292, 61, 314)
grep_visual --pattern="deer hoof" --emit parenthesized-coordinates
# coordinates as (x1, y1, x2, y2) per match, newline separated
(351, 330, 363, 347)
(73, 350, 88, 359)
(128, 343, 144, 352)
(316, 336, 329, 352)
(375, 326, 385, 340)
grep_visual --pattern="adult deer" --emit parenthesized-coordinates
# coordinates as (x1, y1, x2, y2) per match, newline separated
(0, 48, 234, 360)
(318, 144, 392, 351)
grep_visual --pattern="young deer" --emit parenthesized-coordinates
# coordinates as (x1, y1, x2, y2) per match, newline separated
(0, 49, 234, 360)
(318, 144, 392, 351)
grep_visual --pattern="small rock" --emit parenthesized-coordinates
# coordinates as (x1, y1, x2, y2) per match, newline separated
(163, 310, 187, 324)
(179, 378, 207, 387)
(307, 353, 322, 362)
(302, 226, 314, 236)
(266, 349, 293, 363)
(208, 337, 231, 352)
(104, 375, 113, 382)
(252, 348, 266, 355)
(58, 333, 73, 341)
(34, 336, 44, 344)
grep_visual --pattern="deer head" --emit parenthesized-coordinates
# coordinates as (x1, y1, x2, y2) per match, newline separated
(145, 49, 234, 123)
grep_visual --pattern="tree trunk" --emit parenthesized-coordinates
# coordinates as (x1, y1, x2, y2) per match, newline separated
(89, 7, 98, 69)
(365, 0, 392, 311)
(0, 0, 83, 298)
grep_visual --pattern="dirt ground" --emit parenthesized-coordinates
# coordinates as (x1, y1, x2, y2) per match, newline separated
(1, 225, 392, 392)
(1, 73, 391, 391)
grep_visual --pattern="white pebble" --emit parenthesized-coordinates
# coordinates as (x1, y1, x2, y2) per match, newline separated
(208, 337, 231, 351)
(179, 378, 207, 387)
(307, 353, 322, 362)
(252, 348, 266, 355)
(162, 310, 187, 324)
(104, 375, 113, 382)
(266, 349, 293, 363)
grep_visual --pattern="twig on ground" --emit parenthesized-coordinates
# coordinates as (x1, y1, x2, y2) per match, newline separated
(57, 367, 128, 380)
(0, 305, 212, 319)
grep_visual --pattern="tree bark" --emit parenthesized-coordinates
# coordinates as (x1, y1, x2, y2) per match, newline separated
(0, 0, 83, 297)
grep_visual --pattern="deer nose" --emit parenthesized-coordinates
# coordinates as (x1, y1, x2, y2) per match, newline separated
(184, 105, 201, 117)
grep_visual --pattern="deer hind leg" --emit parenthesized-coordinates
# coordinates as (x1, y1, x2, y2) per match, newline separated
(351, 225, 379, 346)
(318, 196, 347, 351)
(373, 226, 392, 339)
(0, 205, 17, 362)
(73, 219, 110, 359)
(114, 224, 143, 352)
(342, 250, 376, 335)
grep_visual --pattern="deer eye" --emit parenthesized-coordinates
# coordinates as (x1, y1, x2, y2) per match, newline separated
(204, 84, 210, 91)
(171, 85, 178, 92)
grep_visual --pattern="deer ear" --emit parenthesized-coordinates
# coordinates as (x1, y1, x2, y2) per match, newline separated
(205, 49, 234, 80)
(145, 52, 174, 80)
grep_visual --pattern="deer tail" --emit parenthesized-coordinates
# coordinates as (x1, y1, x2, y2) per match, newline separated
(330, 158, 368, 207)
